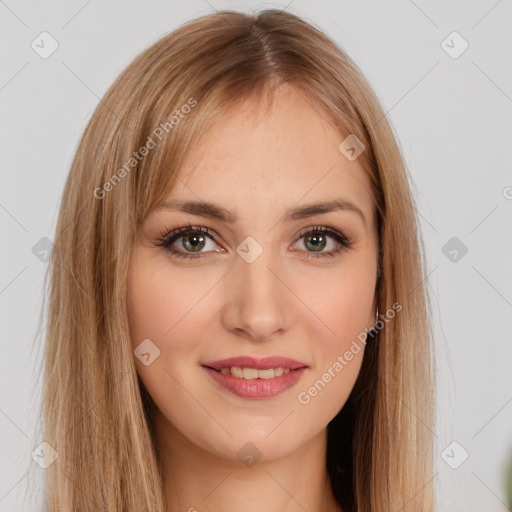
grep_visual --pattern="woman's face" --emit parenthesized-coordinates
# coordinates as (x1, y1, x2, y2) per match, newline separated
(127, 84, 379, 462)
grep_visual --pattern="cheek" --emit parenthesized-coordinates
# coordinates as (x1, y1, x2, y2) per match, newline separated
(297, 351, 364, 425)
(126, 261, 226, 448)
(291, 263, 373, 412)
(127, 258, 218, 350)
(295, 283, 368, 421)
(293, 262, 375, 349)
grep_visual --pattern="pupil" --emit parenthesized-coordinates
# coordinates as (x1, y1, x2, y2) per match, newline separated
(305, 234, 326, 252)
(184, 233, 205, 252)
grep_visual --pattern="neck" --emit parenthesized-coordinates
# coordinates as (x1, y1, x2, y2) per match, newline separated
(153, 409, 342, 512)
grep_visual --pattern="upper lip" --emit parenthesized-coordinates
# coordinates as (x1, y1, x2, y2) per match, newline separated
(202, 356, 308, 371)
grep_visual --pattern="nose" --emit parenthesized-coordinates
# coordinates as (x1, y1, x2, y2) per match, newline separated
(220, 248, 292, 342)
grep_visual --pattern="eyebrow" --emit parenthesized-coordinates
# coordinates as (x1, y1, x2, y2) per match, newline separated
(154, 198, 367, 227)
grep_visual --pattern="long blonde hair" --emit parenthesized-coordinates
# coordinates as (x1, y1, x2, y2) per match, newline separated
(32, 8, 436, 511)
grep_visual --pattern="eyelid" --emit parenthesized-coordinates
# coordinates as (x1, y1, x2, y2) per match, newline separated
(292, 225, 354, 255)
(155, 224, 221, 256)
(154, 223, 354, 259)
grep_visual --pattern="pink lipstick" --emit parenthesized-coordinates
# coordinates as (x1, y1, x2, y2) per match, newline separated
(201, 356, 308, 399)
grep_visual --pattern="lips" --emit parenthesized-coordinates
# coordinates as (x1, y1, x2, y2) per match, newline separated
(201, 356, 308, 399)
(202, 356, 307, 371)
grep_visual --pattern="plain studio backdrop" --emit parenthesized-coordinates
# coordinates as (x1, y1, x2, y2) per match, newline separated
(1, 1, 511, 511)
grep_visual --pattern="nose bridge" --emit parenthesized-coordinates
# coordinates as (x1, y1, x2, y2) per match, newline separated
(221, 242, 290, 341)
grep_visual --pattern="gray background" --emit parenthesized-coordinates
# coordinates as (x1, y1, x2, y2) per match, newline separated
(1, 1, 511, 510)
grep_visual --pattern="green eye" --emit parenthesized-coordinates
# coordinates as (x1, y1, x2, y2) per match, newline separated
(155, 225, 219, 260)
(155, 224, 354, 261)
(303, 232, 328, 252)
(295, 226, 354, 259)
(181, 233, 207, 252)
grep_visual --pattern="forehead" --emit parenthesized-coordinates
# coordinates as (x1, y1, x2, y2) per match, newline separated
(167, 84, 374, 224)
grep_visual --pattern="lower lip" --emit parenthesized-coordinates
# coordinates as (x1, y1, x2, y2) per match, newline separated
(202, 366, 307, 399)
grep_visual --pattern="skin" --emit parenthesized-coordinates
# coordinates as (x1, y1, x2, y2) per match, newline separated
(127, 83, 379, 512)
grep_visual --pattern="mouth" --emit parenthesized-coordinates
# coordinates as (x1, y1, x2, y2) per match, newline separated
(201, 356, 308, 399)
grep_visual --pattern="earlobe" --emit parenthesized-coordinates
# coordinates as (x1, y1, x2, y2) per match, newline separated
(365, 307, 379, 341)
(371, 307, 379, 331)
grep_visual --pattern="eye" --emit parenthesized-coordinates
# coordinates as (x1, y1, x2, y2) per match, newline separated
(292, 225, 354, 259)
(154, 225, 223, 260)
(154, 224, 354, 261)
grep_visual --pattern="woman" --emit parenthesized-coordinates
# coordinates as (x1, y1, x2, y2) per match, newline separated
(35, 8, 436, 511)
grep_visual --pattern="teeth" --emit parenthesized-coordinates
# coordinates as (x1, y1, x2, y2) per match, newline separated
(219, 367, 292, 379)
(258, 368, 276, 379)
(242, 367, 259, 379)
(231, 367, 243, 378)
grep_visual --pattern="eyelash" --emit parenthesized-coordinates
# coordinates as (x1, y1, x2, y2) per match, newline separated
(154, 224, 354, 261)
